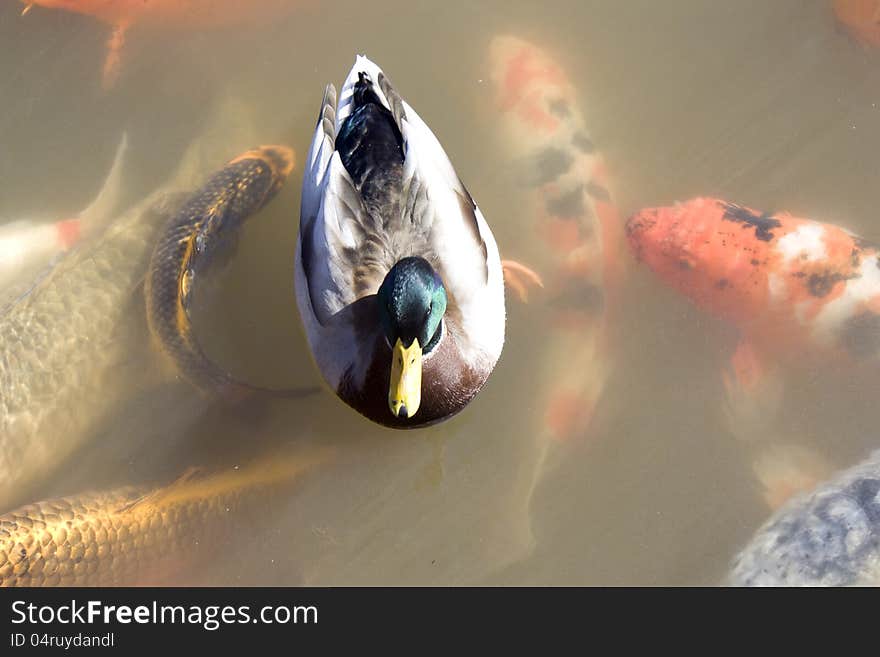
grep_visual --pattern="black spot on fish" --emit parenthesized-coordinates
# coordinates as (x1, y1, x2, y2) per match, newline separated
(548, 278, 604, 313)
(584, 181, 611, 203)
(853, 235, 878, 252)
(719, 201, 781, 242)
(529, 147, 574, 186)
(839, 311, 880, 359)
(807, 271, 847, 298)
(716, 279, 729, 289)
(851, 248, 862, 269)
(572, 132, 595, 153)
(548, 97, 571, 118)
(791, 271, 806, 278)
(546, 185, 585, 219)
(750, 259, 760, 266)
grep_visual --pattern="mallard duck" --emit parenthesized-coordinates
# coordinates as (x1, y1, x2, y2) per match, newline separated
(294, 55, 506, 429)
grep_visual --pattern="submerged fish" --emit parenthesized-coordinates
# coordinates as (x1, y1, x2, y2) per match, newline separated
(489, 35, 625, 443)
(20, 0, 302, 87)
(0, 101, 266, 513)
(0, 133, 128, 304)
(146, 145, 296, 397)
(626, 197, 880, 364)
(834, 0, 880, 48)
(626, 197, 875, 506)
(729, 447, 880, 586)
(0, 447, 330, 587)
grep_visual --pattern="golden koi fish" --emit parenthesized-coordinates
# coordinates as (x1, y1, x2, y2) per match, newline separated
(0, 447, 330, 586)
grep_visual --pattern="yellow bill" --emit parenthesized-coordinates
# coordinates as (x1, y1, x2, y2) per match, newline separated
(389, 338, 422, 419)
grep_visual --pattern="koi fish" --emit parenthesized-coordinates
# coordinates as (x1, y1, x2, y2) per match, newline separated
(20, 0, 302, 87)
(0, 447, 330, 587)
(833, 0, 880, 48)
(0, 133, 128, 305)
(489, 35, 625, 444)
(626, 197, 880, 365)
(626, 197, 873, 507)
(0, 99, 264, 513)
(145, 144, 297, 399)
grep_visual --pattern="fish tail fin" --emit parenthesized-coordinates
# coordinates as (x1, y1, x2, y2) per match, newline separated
(78, 131, 129, 234)
(719, 341, 831, 510)
(125, 447, 334, 511)
(101, 21, 130, 89)
(721, 340, 784, 444)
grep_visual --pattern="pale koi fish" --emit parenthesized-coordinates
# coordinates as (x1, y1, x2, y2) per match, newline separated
(489, 35, 625, 444)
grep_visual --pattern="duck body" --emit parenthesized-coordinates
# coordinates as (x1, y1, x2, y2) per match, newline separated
(295, 56, 505, 429)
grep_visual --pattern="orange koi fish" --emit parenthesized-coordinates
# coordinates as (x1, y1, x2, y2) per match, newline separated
(833, 0, 880, 48)
(20, 0, 302, 87)
(626, 197, 872, 507)
(627, 197, 880, 364)
(490, 36, 625, 443)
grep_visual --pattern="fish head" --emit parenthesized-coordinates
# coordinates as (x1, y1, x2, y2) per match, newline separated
(228, 144, 296, 202)
(625, 204, 698, 279)
(488, 35, 575, 137)
(625, 199, 769, 324)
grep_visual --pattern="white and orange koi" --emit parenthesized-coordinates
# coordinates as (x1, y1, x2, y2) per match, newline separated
(490, 35, 625, 445)
(626, 197, 880, 364)
(0, 133, 127, 301)
(0, 218, 79, 292)
(625, 197, 880, 507)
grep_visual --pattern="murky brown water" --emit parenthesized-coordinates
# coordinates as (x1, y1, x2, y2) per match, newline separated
(3, 0, 880, 585)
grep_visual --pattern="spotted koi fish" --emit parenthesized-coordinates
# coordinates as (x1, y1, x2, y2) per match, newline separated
(627, 197, 880, 364)
(20, 0, 302, 87)
(626, 197, 880, 506)
(489, 35, 625, 445)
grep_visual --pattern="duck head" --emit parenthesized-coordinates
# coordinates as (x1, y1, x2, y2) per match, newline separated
(376, 256, 447, 420)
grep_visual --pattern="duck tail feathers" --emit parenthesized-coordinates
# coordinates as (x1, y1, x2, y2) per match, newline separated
(336, 54, 390, 129)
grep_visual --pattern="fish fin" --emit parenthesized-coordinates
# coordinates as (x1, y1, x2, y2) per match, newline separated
(751, 443, 833, 510)
(121, 446, 334, 513)
(101, 21, 131, 90)
(721, 340, 784, 444)
(502, 259, 544, 303)
(118, 467, 205, 513)
(78, 132, 129, 234)
(171, 97, 262, 188)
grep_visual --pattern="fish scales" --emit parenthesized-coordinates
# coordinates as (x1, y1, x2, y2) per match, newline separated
(0, 189, 185, 514)
(0, 450, 325, 586)
(145, 146, 294, 396)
